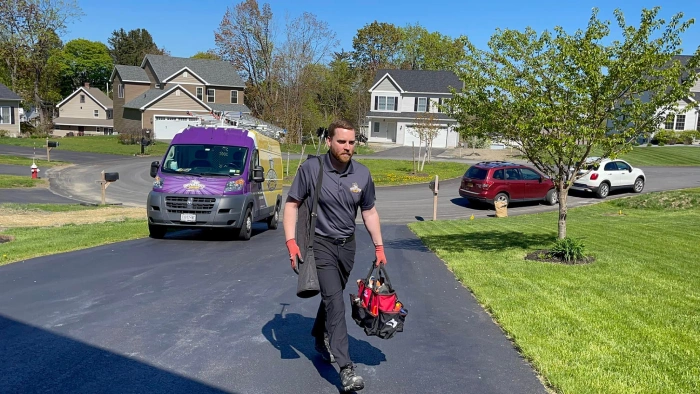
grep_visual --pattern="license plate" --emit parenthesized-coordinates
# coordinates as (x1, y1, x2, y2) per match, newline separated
(467, 182, 473, 188)
(180, 213, 196, 222)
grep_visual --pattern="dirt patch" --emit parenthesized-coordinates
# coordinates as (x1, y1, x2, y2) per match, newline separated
(524, 249, 595, 265)
(0, 234, 14, 243)
(0, 207, 146, 228)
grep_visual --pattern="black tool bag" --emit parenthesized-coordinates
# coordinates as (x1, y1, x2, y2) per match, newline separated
(350, 263, 407, 339)
(293, 156, 323, 298)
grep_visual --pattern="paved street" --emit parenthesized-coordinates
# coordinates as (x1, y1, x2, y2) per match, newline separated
(0, 225, 545, 393)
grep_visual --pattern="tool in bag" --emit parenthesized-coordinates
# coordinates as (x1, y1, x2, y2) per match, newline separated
(349, 262, 407, 339)
(293, 156, 323, 298)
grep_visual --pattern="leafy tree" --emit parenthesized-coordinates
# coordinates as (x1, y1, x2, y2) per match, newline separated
(397, 24, 466, 70)
(0, 0, 83, 127)
(108, 28, 167, 66)
(57, 38, 112, 96)
(351, 21, 402, 72)
(215, 0, 275, 119)
(448, 7, 700, 239)
(191, 51, 221, 60)
(411, 111, 441, 169)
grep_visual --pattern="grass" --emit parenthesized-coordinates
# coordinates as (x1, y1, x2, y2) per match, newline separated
(597, 146, 700, 166)
(409, 189, 700, 394)
(0, 136, 167, 157)
(280, 143, 374, 155)
(0, 219, 148, 266)
(0, 174, 47, 188)
(0, 154, 67, 168)
(281, 159, 467, 186)
(0, 203, 101, 212)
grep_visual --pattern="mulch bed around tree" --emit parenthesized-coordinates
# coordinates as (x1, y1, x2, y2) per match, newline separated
(525, 249, 595, 265)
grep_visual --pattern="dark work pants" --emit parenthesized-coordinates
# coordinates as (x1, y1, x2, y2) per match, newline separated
(310, 235, 356, 368)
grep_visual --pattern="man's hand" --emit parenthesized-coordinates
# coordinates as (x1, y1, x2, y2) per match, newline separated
(286, 239, 302, 270)
(375, 245, 387, 266)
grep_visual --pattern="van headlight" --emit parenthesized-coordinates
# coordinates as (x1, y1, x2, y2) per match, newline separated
(152, 177, 163, 190)
(225, 179, 245, 192)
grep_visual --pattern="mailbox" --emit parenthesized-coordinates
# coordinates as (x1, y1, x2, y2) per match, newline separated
(428, 180, 439, 191)
(104, 172, 119, 182)
(47, 141, 59, 148)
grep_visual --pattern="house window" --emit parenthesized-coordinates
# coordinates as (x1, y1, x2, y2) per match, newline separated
(207, 88, 215, 103)
(196, 87, 203, 101)
(55, 125, 61, 130)
(437, 98, 443, 113)
(664, 114, 674, 130)
(184, 71, 188, 78)
(372, 122, 380, 134)
(80, 94, 85, 103)
(107, 109, 113, 119)
(118, 84, 124, 99)
(176, 90, 181, 96)
(0, 107, 11, 124)
(374, 95, 397, 111)
(231, 90, 238, 104)
(155, 83, 160, 89)
(675, 114, 685, 130)
(416, 97, 428, 112)
(94, 110, 99, 117)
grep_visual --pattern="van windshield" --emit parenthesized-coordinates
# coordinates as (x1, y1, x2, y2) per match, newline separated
(161, 144, 248, 176)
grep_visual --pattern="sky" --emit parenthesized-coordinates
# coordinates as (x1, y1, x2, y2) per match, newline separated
(62, 0, 700, 59)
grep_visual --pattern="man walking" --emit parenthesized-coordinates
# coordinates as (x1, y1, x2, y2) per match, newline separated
(283, 119, 387, 392)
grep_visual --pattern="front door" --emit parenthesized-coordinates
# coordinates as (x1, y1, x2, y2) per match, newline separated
(249, 149, 265, 219)
(78, 126, 84, 136)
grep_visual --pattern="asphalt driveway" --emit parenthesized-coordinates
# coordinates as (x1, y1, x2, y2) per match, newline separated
(0, 225, 545, 394)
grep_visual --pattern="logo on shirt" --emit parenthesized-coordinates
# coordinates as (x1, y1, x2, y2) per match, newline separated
(349, 183, 362, 193)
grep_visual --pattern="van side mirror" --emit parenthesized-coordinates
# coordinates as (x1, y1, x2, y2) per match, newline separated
(252, 166, 265, 183)
(150, 161, 160, 178)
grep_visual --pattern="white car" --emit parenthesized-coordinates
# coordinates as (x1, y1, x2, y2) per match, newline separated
(570, 157, 645, 198)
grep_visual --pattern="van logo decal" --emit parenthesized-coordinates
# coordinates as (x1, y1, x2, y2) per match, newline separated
(350, 183, 361, 193)
(183, 179, 206, 191)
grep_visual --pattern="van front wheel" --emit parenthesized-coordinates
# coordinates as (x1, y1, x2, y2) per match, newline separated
(239, 207, 253, 240)
(267, 204, 280, 230)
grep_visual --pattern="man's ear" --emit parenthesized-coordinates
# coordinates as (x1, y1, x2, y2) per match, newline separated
(325, 137, 331, 148)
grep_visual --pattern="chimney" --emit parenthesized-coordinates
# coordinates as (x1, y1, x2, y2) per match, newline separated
(84, 82, 90, 88)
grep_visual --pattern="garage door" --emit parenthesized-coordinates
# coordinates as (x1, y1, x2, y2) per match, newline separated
(402, 128, 449, 148)
(153, 116, 200, 140)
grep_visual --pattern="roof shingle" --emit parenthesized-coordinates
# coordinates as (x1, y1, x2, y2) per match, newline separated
(372, 69, 463, 93)
(143, 55, 245, 87)
(87, 88, 113, 108)
(0, 83, 22, 100)
(114, 65, 149, 82)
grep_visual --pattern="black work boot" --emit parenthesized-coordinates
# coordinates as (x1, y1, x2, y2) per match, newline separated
(339, 364, 364, 392)
(314, 336, 335, 363)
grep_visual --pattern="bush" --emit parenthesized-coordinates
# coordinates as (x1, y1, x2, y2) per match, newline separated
(653, 129, 678, 145)
(548, 237, 586, 262)
(680, 130, 699, 145)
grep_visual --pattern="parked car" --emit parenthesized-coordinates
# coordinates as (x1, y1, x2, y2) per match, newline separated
(570, 157, 645, 198)
(459, 161, 558, 206)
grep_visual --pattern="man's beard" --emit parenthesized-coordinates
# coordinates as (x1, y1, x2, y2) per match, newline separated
(331, 147, 352, 163)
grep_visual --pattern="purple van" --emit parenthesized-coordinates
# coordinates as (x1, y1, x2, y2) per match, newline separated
(147, 125, 284, 240)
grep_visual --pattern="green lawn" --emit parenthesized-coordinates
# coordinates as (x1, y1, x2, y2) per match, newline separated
(409, 189, 700, 394)
(0, 174, 47, 188)
(282, 159, 467, 186)
(600, 146, 700, 166)
(0, 219, 148, 266)
(0, 203, 100, 212)
(280, 143, 373, 155)
(0, 136, 167, 157)
(0, 154, 67, 168)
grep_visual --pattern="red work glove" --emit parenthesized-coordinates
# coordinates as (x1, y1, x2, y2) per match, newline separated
(286, 239, 302, 271)
(375, 245, 387, 267)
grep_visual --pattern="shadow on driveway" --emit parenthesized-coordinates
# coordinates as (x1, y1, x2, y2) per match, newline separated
(0, 314, 234, 393)
(261, 304, 386, 392)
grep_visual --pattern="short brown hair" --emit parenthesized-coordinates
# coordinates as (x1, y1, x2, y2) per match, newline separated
(327, 119, 355, 139)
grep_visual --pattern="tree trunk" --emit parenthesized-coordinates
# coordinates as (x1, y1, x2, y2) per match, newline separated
(34, 78, 45, 126)
(557, 185, 568, 239)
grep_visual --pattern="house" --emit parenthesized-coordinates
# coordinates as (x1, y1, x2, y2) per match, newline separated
(657, 55, 700, 132)
(53, 82, 114, 136)
(110, 54, 251, 140)
(366, 69, 463, 148)
(0, 82, 22, 137)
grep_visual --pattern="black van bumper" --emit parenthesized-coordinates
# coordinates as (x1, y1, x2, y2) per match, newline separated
(147, 192, 248, 229)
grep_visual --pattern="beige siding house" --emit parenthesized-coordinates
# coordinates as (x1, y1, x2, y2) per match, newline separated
(53, 83, 114, 136)
(0, 83, 22, 137)
(110, 55, 250, 140)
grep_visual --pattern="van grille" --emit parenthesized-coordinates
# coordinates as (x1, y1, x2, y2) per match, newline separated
(165, 196, 216, 214)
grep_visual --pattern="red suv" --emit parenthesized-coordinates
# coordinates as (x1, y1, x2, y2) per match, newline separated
(459, 161, 558, 206)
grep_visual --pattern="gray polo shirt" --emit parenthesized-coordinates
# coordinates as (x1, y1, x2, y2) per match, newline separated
(288, 152, 376, 238)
